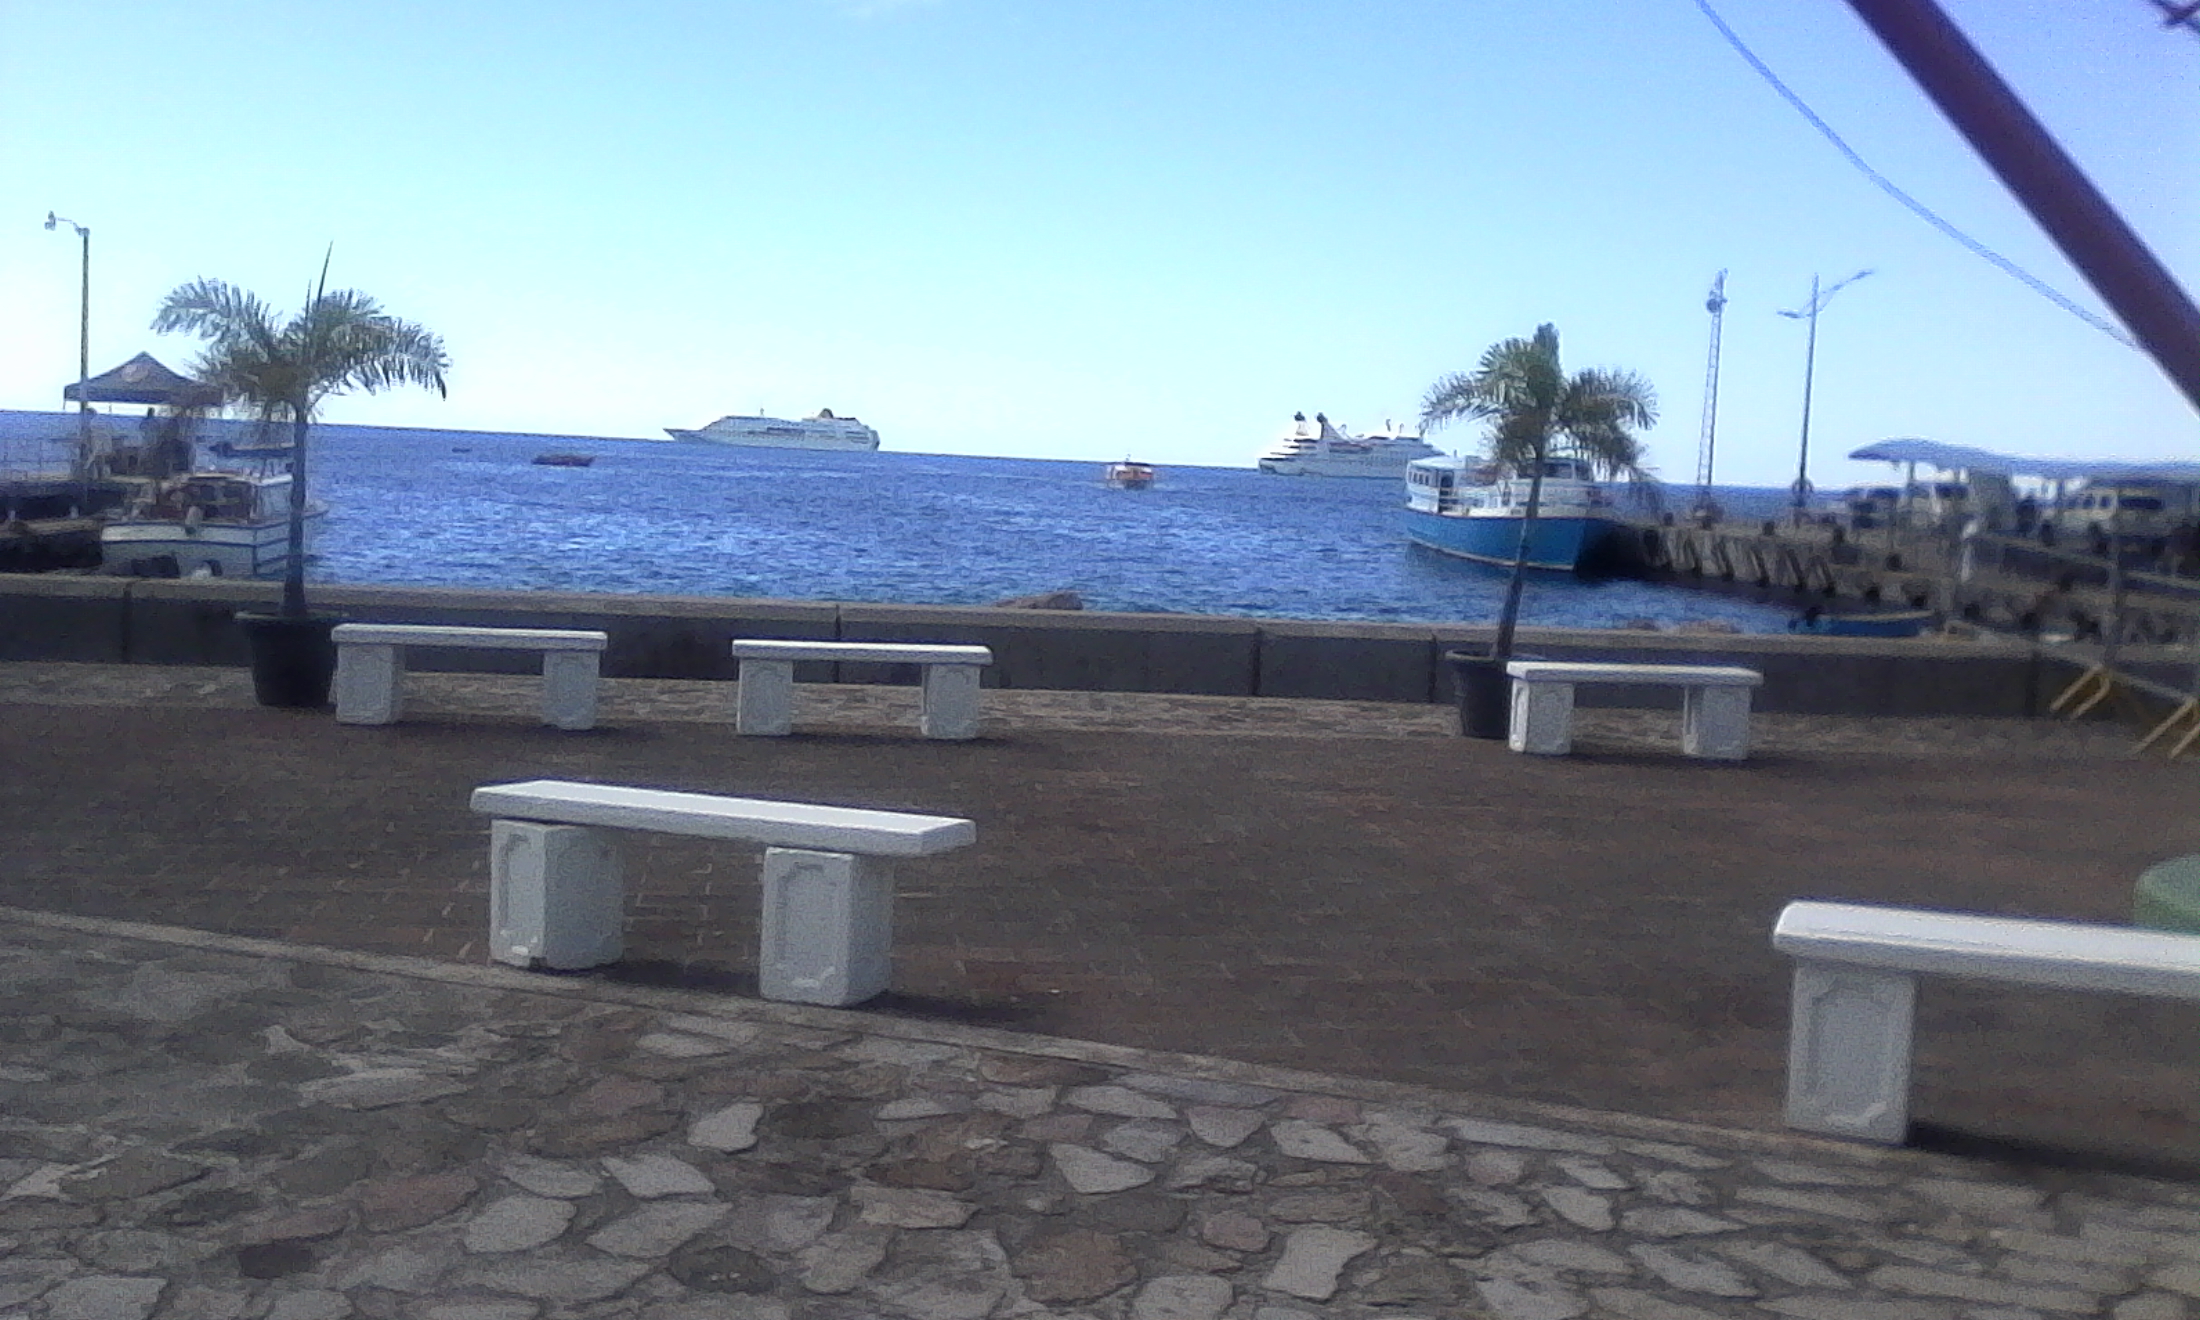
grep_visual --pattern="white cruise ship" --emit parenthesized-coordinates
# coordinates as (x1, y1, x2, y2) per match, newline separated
(665, 409, 881, 452)
(1256, 412, 1440, 478)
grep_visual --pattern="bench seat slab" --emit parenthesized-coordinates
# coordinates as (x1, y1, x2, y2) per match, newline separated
(733, 640, 994, 665)
(1785, 961, 1916, 1143)
(1504, 662, 1763, 687)
(489, 821, 626, 971)
(470, 780, 977, 857)
(762, 848, 894, 1006)
(333, 624, 608, 651)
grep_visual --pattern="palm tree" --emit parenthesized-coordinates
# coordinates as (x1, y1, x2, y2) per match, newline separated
(152, 257, 449, 618)
(1420, 323, 1657, 662)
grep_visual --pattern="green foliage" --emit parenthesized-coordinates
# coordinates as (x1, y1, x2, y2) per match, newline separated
(152, 262, 448, 616)
(1418, 324, 1657, 482)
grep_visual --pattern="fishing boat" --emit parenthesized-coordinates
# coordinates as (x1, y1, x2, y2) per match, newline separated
(1402, 454, 1634, 572)
(1103, 460, 1155, 489)
(100, 470, 321, 579)
(1257, 412, 1440, 478)
(532, 452, 595, 467)
(666, 409, 881, 452)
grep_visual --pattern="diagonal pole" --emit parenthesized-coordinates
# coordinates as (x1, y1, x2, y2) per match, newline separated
(1841, 0, 2200, 413)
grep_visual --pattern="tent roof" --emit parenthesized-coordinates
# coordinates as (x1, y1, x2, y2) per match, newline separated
(61, 352, 221, 407)
(1848, 437, 2200, 485)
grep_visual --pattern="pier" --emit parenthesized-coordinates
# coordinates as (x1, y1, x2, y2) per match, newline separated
(1635, 513, 2200, 649)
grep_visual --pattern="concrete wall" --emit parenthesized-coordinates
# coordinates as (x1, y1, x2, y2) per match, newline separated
(0, 575, 2065, 716)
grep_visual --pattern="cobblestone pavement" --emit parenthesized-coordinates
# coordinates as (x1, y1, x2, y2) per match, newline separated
(3, 910, 2196, 1320)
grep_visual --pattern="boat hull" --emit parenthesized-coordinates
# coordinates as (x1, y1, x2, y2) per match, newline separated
(666, 415, 881, 452)
(1259, 455, 1425, 479)
(666, 429, 877, 451)
(1403, 508, 1625, 573)
(101, 510, 322, 580)
(1788, 610, 1933, 638)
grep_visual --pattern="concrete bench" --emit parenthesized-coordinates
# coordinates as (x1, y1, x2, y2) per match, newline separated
(731, 639, 994, 740)
(1773, 899, 2200, 1142)
(334, 624, 609, 730)
(470, 779, 976, 1006)
(1504, 661, 1763, 759)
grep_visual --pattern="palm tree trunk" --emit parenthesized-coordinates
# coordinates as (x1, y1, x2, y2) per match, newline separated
(1492, 439, 1549, 663)
(282, 409, 310, 618)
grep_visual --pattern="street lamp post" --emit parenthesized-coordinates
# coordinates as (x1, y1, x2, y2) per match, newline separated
(44, 212, 92, 474)
(1778, 269, 1873, 521)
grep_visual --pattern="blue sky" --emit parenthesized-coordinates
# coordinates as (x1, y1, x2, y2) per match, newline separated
(4, 0, 2193, 488)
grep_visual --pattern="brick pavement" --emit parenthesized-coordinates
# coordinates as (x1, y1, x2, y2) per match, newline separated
(0, 662, 2193, 1179)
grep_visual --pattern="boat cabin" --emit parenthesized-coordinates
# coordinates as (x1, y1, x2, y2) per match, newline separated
(133, 472, 286, 523)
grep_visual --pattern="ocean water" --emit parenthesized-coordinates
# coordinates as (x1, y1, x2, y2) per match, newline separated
(2, 411, 1803, 632)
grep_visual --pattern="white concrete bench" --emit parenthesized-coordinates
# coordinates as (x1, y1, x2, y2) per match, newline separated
(334, 624, 609, 730)
(470, 779, 976, 1006)
(1774, 900, 2200, 1142)
(1504, 661, 1763, 759)
(731, 639, 994, 740)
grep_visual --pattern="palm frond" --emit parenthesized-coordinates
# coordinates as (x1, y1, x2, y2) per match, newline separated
(1418, 372, 1493, 431)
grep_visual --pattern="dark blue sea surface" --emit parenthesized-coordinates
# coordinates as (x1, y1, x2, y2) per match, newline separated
(2, 411, 1803, 631)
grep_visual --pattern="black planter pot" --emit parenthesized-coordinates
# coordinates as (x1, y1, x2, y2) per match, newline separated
(1443, 648, 1511, 740)
(237, 612, 341, 709)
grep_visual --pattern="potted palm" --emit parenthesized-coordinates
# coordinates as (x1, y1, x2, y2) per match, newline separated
(152, 258, 448, 707)
(1419, 324, 1656, 737)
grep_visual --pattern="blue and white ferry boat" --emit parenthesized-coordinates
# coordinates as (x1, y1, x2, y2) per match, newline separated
(1403, 453, 1632, 572)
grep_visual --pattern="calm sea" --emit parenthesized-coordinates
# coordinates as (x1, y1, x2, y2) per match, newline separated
(2, 411, 1803, 632)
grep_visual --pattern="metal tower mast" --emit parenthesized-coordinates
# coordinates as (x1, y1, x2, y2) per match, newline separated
(1692, 271, 1728, 515)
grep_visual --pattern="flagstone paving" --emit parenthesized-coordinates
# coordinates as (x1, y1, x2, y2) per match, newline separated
(3, 910, 2196, 1320)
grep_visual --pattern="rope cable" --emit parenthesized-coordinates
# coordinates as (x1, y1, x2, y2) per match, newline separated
(1690, 0, 2140, 348)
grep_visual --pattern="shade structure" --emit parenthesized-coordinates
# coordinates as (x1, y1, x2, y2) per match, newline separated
(1849, 438, 2200, 485)
(61, 352, 221, 408)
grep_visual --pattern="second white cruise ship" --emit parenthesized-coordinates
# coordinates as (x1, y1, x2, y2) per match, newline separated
(1256, 412, 1440, 478)
(665, 409, 881, 452)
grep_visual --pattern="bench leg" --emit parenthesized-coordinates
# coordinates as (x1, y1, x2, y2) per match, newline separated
(334, 643, 404, 726)
(760, 847, 893, 1006)
(1509, 680, 1574, 755)
(736, 659, 796, 736)
(541, 651, 601, 731)
(1682, 686, 1753, 760)
(919, 664, 983, 740)
(488, 821, 625, 971)
(1784, 960, 1914, 1143)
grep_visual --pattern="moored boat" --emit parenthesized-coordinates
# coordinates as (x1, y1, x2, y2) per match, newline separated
(1103, 460, 1155, 489)
(666, 409, 881, 452)
(1402, 453, 1634, 573)
(1788, 608, 1934, 638)
(1257, 412, 1440, 479)
(532, 452, 595, 467)
(100, 470, 321, 579)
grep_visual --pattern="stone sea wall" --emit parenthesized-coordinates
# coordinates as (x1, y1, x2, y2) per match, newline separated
(0, 575, 2063, 717)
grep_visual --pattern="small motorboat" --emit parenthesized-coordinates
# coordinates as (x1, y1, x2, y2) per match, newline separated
(1788, 608, 1933, 638)
(1104, 460, 1156, 489)
(532, 452, 595, 467)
